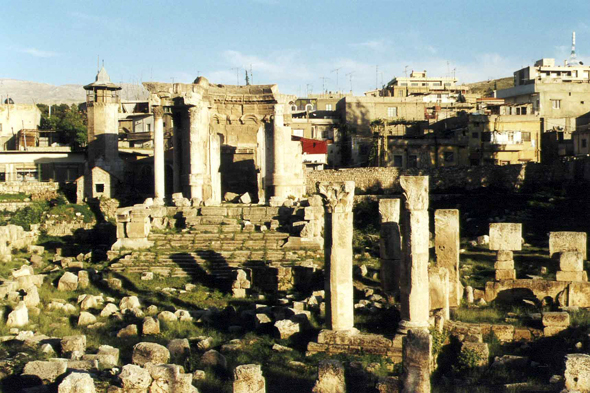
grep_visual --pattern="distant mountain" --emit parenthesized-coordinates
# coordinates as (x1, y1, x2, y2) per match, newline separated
(0, 78, 149, 105)
(463, 77, 514, 96)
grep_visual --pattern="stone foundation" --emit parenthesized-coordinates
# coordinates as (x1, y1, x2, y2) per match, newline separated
(306, 330, 402, 362)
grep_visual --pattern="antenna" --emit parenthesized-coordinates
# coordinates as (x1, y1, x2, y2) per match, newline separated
(97, 55, 100, 72)
(250, 64, 253, 84)
(375, 65, 379, 90)
(404, 65, 409, 78)
(320, 77, 330, 94)
(306, 83, 312, 96)
(230, 67, 241, 85)
(447, 61, 450, 78)
(331, 67, 342, 92)
(345, 71, 355, 92)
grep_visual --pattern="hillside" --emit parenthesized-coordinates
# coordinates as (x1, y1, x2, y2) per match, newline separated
(0, 78, 148, 105)
(463, 76, 514, 96)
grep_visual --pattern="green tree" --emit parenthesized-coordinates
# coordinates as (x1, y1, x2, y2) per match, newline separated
(36, 103, 87, 148)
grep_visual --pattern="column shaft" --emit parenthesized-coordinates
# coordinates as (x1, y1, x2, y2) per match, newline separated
(153, 107, 165, 200)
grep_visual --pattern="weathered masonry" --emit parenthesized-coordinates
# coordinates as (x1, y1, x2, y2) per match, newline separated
(144, 78, 305, 204)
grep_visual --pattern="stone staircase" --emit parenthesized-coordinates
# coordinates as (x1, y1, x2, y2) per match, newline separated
(108, 211, 323, 290)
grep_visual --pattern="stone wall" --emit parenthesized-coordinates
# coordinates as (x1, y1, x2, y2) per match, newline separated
(0, 182, 59, 196)
(0, 202, 32, 212)
(305, 161, 575, 195)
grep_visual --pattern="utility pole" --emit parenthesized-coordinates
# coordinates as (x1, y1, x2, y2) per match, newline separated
(230, 67, 241, 85)
(250, 64, 253, 84)
(306, 83, 312, 96)
(331, 67, 342, 92)
(346, 71, 355, 92)
(404, 65, 409, 78)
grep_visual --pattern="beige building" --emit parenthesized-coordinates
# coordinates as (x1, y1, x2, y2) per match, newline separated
(0, 104, 41, 150)
(496, 58, 590, 133)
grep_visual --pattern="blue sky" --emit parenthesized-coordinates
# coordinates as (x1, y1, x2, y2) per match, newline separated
(2, 0, 590, 95)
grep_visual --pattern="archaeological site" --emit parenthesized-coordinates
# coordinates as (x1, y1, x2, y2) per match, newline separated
(7, 6, 590, 391)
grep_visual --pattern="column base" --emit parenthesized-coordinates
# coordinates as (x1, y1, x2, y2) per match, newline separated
(397, 320, 429, 335)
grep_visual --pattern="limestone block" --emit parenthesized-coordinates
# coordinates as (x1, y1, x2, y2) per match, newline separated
(434, 209, 460, 307)
(158, 311, 178, 322)
(497, 250, 514, 261)
(58, 272, 79, 292)
(142, 317, 160, 335)
(61, 335, 87, 354)
(312, 359, 346, 393)
(175, 309, 193, 322)
(79, 295, 99, 310)
(494, 261, 515, 270)
(12, 265, 34, 278)
(100, 303, 119, 317)
(126, 221, 150, 239)
(550, 231, 587, 259)
(489, 223, 522, 251)
(23, 285, 40, 308)
(120, 296, 140, 310)
(240, 193, 252, 204)
(495, 269, 516, 281)
(78, 271, 89, 289)
(461, 342, 489, 367)
(83, 345, 119, 369)
(401, 329, 431, 393)
(564, 353, 590, 392)
(542, 312, 570, 327)
(429, 267, 449, 319)
(120, 364, 153, 390)
(376, 376, 400, 393)
(465, 286, 474, 303)
(491, 325, 515, 342)
(78, 312, 97, 326)
(560, 251, 584, 272)
(132, 342, 170, 366)
(275, 318, 300, 339)
(556, 271, 588, 282)
(22, 360, 68, 383)
(544, 326, 567, 336)
(57, 372, 96, 393)
(167, 338, 191, 364)
(200, 349, 227, 370)
(7, 301, 28, 327)
(16, 274, 44, 290)
(233, 364, 266, 393)
(117, 324, 138, 338)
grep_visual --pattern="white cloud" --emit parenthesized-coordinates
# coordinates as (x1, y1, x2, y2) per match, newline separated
(19, 48, 58, 58)
(350, 40, 389, 53)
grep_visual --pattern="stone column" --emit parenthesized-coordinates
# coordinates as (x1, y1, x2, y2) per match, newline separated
(489, 223, 522, 281)
(379, 198, 401, 296)
(188, 105, 206, 200)
(153, 106, 165, 202)
(402, 329, 432, 393)
(271, 104, 288, 199)
(318, 181, 356, 332)
(398, 176, 430, 333)
(172, 111, 181, 193)
(550, 232, 588, 282)
(434, 209, 461, 307)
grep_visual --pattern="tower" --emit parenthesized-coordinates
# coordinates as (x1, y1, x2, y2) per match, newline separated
(83, 67, 124, 176)
(568, 31, 580, 67)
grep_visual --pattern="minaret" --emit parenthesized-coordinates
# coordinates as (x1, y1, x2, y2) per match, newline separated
(83, 67, 124, 176)
(568, 31, 580, 66)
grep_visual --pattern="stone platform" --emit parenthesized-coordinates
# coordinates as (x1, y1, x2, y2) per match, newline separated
(306, 330, 403, 362)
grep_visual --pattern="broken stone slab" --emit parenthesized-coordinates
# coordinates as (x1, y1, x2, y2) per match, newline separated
(312, 359, 346, 393)
(489, 223, 522, 251)
(77, 271, 89, 289)
(57, 272, 79, 292)
(167, 338, 191, 364)
(117, 324, 138, 338)
(78, 312, 97, 326)
(274, 319, 301, 339)
(402, 329, 431, 393)
(461, 342, 489, 367)
(22, 360, 68, 383)
(12, 265, 34, 278)
(132, 342, 170, 366)
(200, 349, 227, 370)
(119, 296, 140, 310)
(7, 301, 28, 327)
(23, 285, 40, 308)
(142, 317, 160, 335)
(100, 303, 118, 317)
(158, 311, 178, 322)
(120, 364, 153, 390)
(495, 269, 516, 281)
(82, 345, 119, 369)
(542, 312, 570, 328)
(233, 364, 266, 393)
(61, 335, 86, 355)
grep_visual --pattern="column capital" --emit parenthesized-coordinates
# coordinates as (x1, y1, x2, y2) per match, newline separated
(400, 176, 429, 211)
(153, 106, 164, 119)
(317, 181, 355, 213)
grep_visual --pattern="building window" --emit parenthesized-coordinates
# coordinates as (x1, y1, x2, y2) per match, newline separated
(471, 132, 479, 139)
(583, 139, 588, 148)
(393, 155, 403, 167)
(305, 104, 314, 112)
(408, 155, 418, 168)
(482, 132, 492, 142)
(522, 132, 531, 142)
(387, 107, 398, 118)
(552, 100, 561, 109)
(411, 83, 418, 86)
(95, 184, 105, 193)
(398, 90, 405, 97)
(444, 151, 454, 163)
(521, 107, 527, 115)
(292, 129, 304, 137)
(516, 108, 521, 115)
(325, 104, 333, 111)
(147, 124, 151, 132)
(0, 124, 2, 132)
